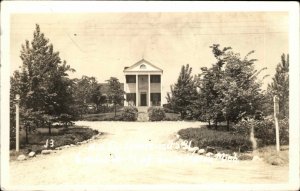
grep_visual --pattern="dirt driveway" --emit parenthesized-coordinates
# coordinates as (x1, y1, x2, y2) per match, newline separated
(9, 121, 288, 185)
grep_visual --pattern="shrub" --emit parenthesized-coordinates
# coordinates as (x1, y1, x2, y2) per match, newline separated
(233, 117, 289, 147)
(178, 127, 252, 152)
(121, 106, 138, 121)
(148, 107, 166, 121)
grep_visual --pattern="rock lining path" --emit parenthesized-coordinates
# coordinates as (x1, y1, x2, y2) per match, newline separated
(9, 121, 288, 185)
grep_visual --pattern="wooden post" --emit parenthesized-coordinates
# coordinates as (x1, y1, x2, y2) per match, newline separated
(273, 95, 280, 152)
(15, 94, 20, 152)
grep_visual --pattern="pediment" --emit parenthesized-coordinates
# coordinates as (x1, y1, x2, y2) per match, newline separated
(124, 59, 163, 72)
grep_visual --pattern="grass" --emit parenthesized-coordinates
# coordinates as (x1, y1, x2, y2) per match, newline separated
(81, 112, 123, 121)
(164, 113, 181, 121)
(177, 127, 252, 153)
(256, 145, 289, 166)
(10, 126, 99, 161)
(178, 126, 289, 164)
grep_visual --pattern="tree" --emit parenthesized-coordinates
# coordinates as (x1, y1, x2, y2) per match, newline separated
(90, 82, 104, 112)
(106, 77, 125, 117)
(218, 50, 266, 129)
(195, 45, 232, 127)
(166, 64, 198, 119)
(72, 76, 105, 115)
(10, 24, 75, 137)
(196, 44, 265, 130)
(267, 54, 289, 118)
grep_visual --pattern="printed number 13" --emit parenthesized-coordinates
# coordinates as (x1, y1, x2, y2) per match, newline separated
(44, 139, 54, 148)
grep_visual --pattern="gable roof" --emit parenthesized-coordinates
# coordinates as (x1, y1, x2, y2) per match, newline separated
(123, 59, 163, 72)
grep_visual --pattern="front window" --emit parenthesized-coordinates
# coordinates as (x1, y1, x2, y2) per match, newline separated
(126, 75, 136, 83)
(150, 93, 161, 106)
(126, 93, 136, 106)
(150, 75, 161, 83)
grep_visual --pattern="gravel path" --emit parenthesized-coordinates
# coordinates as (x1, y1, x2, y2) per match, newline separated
(10, 121, 288, 185)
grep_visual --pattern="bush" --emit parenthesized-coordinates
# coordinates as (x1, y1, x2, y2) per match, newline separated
(233, 117, 289, 147)
(148, 107, 166, 121)
(121, 106, 138, 121)
(178, 127, 252, 152)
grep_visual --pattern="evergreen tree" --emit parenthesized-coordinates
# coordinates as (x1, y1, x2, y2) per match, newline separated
(267, 54, 289, 118)
(10, 24, 75, 137)
(167, 64, 198, 119)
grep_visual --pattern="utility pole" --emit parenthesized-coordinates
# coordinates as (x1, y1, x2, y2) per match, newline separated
(14, 94, 21, 152)
(273, 95, 280, 152)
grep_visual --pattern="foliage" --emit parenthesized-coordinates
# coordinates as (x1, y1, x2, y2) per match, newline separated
(148, 107, 166, 121)
(10, 24, 75, 143)
(166, 64, 198, 119)
(72, 76, 106, 116)
(121, 106, 138, 121)
(266, 54, 289, 118)
(106, 77, 125, 117)
(195, 44, 265, 129)
(178, 127, 252, 152)
(12, 127, 98, 152)
(232, 117, 289, 146)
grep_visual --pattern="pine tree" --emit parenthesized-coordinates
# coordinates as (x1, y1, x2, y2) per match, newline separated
(268, 54, 289, 118)
(167, 64, 198, 119)
(11, 24, 75, 136)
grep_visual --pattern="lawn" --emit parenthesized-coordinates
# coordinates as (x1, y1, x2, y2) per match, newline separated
(164, 112, 181, 121)
(177, 126, 289, 165)
(81, 112, 123, 121)
(10, 126, 99, 161)
(256, 145, 289, 166)
(177, 127, 252, 152)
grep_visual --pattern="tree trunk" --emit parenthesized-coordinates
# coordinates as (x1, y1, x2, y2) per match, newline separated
(215, 120, 218, 130)
(227, 120, 230, 131)
(208, 119, 211, 128)
(114, 104, 117, 117)
(48, 123, 51, 135)
(25, 126, 29, 144)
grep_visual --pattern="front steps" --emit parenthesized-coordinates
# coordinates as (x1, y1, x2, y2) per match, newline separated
(137, 107, 149, 122)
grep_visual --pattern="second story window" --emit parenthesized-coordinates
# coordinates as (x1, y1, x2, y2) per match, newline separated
(150, 75, 161, 83)
(126, 75, 136, 83)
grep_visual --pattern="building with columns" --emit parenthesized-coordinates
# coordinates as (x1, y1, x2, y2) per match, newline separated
(123, 59, 163, 107)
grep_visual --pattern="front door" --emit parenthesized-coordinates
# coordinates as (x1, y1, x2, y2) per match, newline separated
(141, 93, 147, 106)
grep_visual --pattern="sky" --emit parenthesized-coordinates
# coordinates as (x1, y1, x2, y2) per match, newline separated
(10, 12, 288, 104)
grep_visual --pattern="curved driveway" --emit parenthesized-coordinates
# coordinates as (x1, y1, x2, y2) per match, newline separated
(10, 121, 288, 185)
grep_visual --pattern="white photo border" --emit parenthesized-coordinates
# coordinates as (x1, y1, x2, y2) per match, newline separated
(1, 1, 299, 190)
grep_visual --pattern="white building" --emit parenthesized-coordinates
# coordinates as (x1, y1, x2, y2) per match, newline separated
(123, 59, 163, 107)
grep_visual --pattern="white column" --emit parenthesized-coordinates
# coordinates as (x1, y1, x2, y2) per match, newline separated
(136, 74, 138, 107)
(160, 74, 162, 106)
(148, 74, 151, 107)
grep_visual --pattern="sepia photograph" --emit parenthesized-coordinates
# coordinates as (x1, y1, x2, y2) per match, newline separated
(1, 1, 299, 191)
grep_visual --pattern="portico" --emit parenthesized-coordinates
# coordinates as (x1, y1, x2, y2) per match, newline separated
(123, 59, 163, 107)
